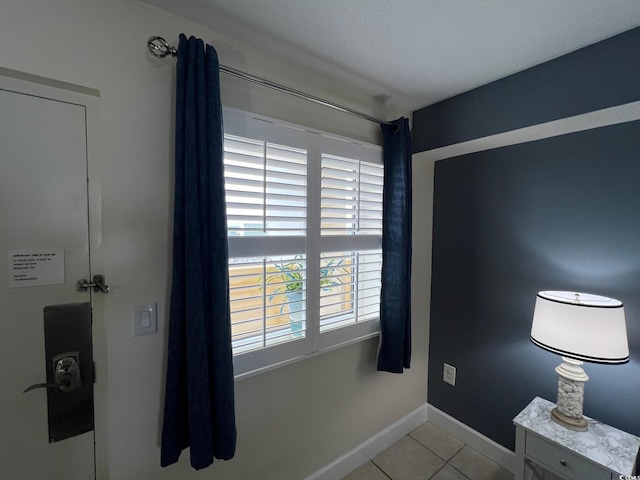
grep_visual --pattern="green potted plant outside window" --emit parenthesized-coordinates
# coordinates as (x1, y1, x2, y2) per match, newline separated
(266, 256, 348, 337)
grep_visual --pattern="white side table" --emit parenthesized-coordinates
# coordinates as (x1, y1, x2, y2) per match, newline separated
(513, 397, 640, 480)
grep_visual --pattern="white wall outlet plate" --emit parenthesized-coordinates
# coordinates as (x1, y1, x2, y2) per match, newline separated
(443, 363, 456, 386)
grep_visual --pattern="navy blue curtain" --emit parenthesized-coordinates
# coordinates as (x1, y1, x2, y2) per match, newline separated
(161, 34, 236, 470)
(377, 118, 412, 373)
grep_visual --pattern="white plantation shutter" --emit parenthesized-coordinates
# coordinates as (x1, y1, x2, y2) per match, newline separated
(224, 134, 307, 237)
(319, 155, 383, 333)
(223, 135, 264, 235)
(356, 250, 383, 319)
(359, 162, 384, 234)
(318, 250, 382, 331)
(228, 256, 306, 355)
(222, 107, 383, 377)
(224, 133, 308, 358)
(320, 155, 383, 236)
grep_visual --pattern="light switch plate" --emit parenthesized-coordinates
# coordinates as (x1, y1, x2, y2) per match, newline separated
(134, 303, 157, 336)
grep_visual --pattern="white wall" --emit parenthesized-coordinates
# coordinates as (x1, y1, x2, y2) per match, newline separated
(0, 1, 431, 478)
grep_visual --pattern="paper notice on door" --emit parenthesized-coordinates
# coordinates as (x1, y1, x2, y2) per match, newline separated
(8, 249, 65, 288)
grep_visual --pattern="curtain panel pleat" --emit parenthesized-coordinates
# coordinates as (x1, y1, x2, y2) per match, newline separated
(161, 34, 237, 470)
(377, 118, 413, 373)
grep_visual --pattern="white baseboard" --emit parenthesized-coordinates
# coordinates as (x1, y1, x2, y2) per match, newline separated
(304, 404, 429, 480)
(305, 402, 516, 480)
(426, 404, 516, 473)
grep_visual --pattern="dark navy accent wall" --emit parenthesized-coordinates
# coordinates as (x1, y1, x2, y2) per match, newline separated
(429, 121, 640, 449)
(418, 27, 640, 452)
(412, 27, 640, 152)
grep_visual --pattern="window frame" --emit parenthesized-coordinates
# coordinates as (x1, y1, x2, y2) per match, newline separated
(223, 107, 383, 379)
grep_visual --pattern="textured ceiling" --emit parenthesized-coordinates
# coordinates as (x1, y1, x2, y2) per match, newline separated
(147, 0, 640, 111)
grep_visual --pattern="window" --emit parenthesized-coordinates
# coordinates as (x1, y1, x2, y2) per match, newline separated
(223, 108, 383, 377)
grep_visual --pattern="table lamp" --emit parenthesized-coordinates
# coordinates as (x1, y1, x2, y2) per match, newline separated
(530, 291, 629, 431)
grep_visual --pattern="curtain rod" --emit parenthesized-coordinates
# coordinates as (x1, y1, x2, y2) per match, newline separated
(147, 36, 393, 127)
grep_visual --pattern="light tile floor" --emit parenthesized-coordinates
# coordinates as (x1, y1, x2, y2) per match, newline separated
(343, 422, 514, 480)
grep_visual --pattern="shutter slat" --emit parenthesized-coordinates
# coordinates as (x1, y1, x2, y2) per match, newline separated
(225, 177, 264, 190)
(322, 155, 359, 170)
(224, 163, 264, 177)
(321, 207, 359, 217)
(225, 150, 264, 166)
(321, 197, 358, 208)
(321, 177, 358, 190)
(320, 187, 358, 199)
(267, 158, 307, 173)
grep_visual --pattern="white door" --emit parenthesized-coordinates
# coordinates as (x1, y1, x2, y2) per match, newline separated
(0, 74, 100, 479)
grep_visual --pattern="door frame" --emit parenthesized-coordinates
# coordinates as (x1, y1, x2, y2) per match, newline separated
(0, 67, 108, 478)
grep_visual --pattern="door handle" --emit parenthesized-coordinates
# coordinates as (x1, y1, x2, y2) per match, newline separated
(24, 353, 81, 394)
(76, 274, 110, 293)
(23, 382, 68, 393)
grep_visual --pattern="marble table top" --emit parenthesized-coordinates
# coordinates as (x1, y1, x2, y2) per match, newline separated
(513, 397, 640, 475)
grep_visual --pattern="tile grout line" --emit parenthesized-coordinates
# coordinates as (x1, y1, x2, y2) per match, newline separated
(427, 444, 473, 480)
(409, 432, 470, 480)
(447, 461, 473, 480)
(370, 459, 394, 480)
(426, 462, 448, 480)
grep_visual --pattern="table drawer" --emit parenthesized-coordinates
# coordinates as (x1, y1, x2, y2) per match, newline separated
(526, 433, 611, 480)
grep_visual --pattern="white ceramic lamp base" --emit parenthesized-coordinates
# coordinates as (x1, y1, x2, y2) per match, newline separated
(551, 357, 589, 431)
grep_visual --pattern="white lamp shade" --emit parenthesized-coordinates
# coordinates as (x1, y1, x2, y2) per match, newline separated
(531, 291, 629, 364)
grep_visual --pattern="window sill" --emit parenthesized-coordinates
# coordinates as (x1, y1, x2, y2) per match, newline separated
(233, 329, 380, 382)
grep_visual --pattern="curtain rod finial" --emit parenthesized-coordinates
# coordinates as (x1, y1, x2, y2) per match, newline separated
(147, 36, 177, 58)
